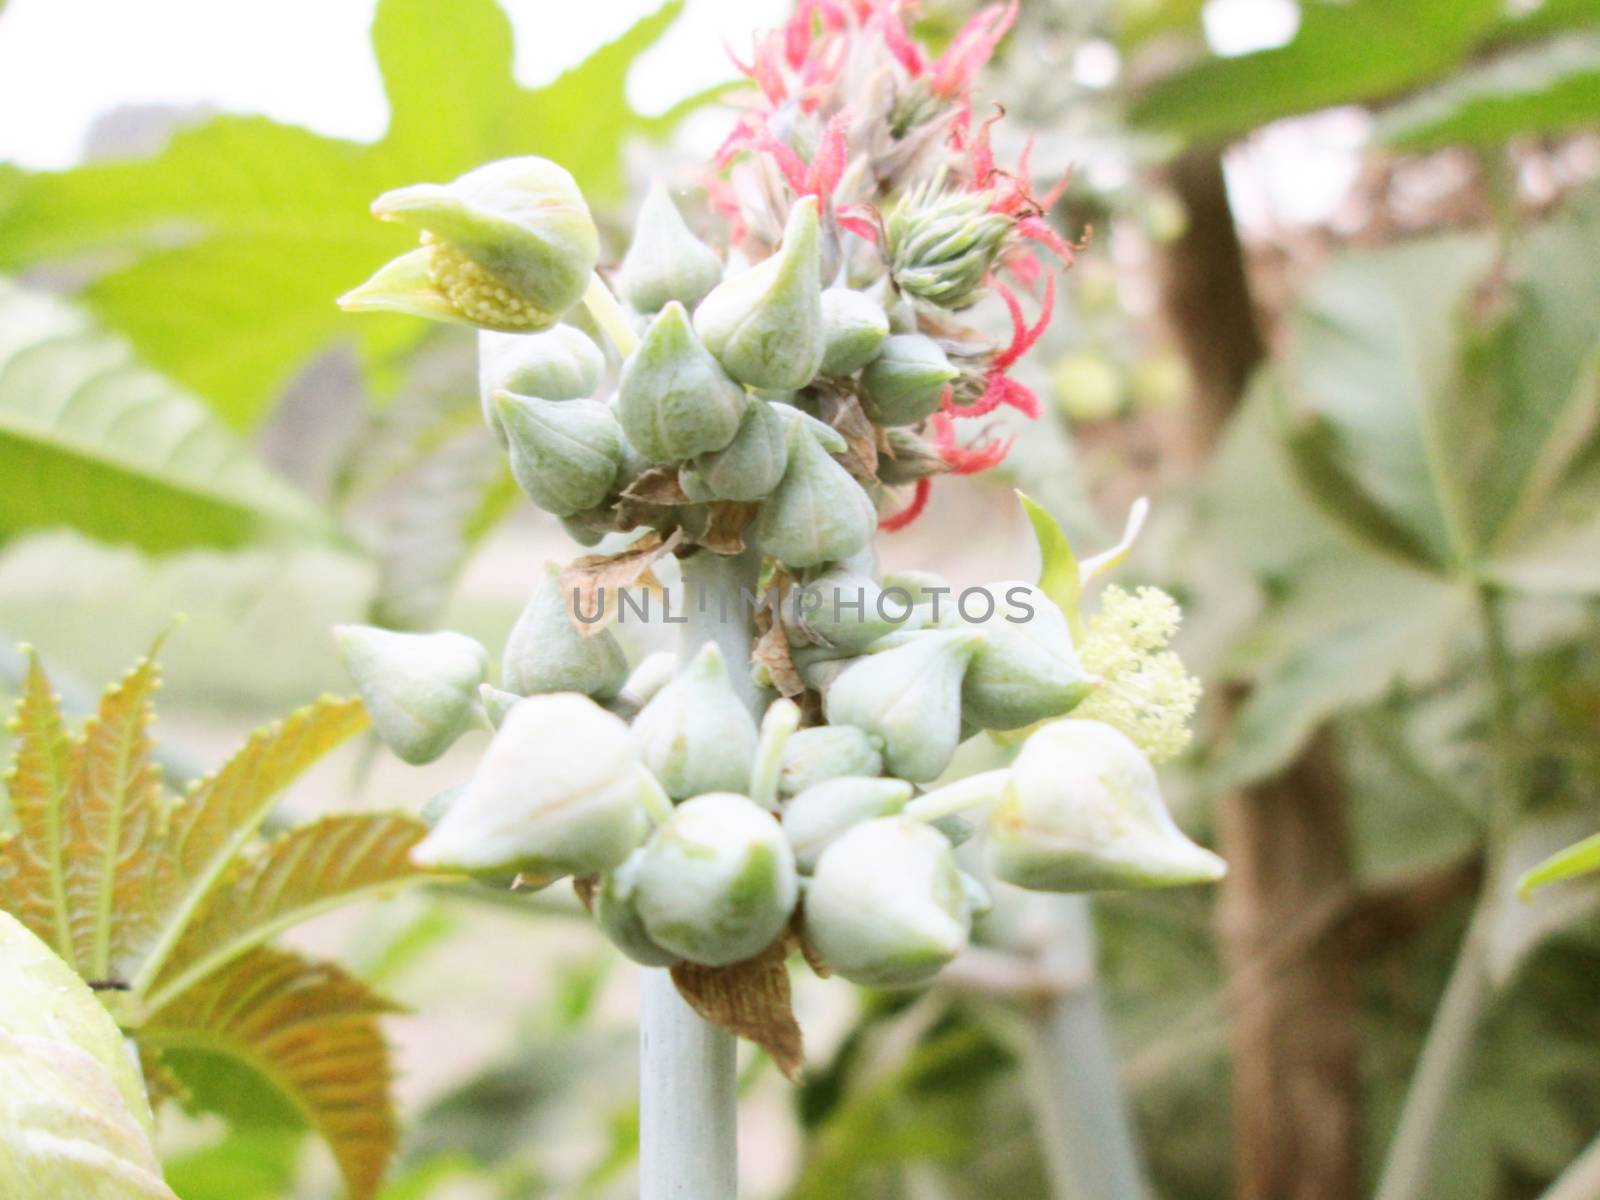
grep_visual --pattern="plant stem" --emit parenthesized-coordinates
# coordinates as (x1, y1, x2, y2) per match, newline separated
(639, 549, 762, 1200)
(902, 769, 1012, 823)
(1021, 896, 1150, 1200)
(584, 272, 640, 359)
(1541, 1130, 1600, 1200)
(1375, 584, 1520, 1200)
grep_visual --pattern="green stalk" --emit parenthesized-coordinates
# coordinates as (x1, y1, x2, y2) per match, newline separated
(638, 549, 762, 1200)
(1375, 584, 1521, 1200)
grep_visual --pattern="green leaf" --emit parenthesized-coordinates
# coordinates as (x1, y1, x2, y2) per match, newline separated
(142, 946, 400, 1200)
(0, 910, 176, 1199)
(0, 280, 332, 552)
(1130, 0, 1503, 141)
(0, 648, 74, 960)
(1018, 491, 1085, 641)
(1519, 832, 1600, 896)
(127, 696, 371, 993)
(0, 0, 701, 428)
(146, 813, 431, 1013)
(1380, 32, 1600, 149)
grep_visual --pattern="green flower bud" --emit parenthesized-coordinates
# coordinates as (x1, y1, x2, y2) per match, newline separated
(804, 817, 970, 987)
(633, 792, 799, 966)
(479, 326, 603, 440)
(986, 720, 1227, 892)
(778, 725, 885, 796)
(503, 568, 627, 699)
(859, 334, 958, 426)
(478, 684, 521, 728)
(823, 630, 982, 783)
(334, 625, 487, 765)
(960, 582, 1093, 731)
(785, 565, 919, 654)
(617, 301, 746, 463)
(694, 397, 789, 501)
(412, 694, 649, 878)
(887, 183, 1012, 312)
(876, 428, 951, 486)
(495, 392, 623, 516)
(784, 777, 913, 872)
(616, 182, 723, 314)
(597, 849, 683, 967)
(749, 422, 876, 568)
(819, 287, 890, 376)
(694, 197, 824, 390)
(631, 642, 760, 800)
(343, 156, 599, 332)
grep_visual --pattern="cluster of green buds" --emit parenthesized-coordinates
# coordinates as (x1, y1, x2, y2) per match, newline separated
(336, 150, 1220, 1007)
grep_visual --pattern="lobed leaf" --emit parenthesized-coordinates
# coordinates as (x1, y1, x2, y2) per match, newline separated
(127, 696, 371, 993)
(0, 280, 331, 553)
(61, 651, 166, 984)
(142, 946, 400, 1200)
(0, 910, 175, 1199)
(145, 813, 430, 1013)
(0, 649, 74, 960)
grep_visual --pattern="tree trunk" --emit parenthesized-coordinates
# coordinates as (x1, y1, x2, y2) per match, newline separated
(1155, 149, 1362, 1200)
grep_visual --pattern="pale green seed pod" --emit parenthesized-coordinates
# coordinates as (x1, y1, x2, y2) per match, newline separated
(784, 777, 913, 872)
(960, 582, 1093, 731)
(633, 792, 800, 966)
(617, 301, 746, 463)
(343, 156, 599, 332)
(819, 286, 890, 376)
(695, 397, 789, 500)
(503, 568, 628, 699)
(616, 182, 723, 314)
(597, 849, 682, 967)
(335, 625, 487, 765)
(631, 642, 760, 800)
(804, 816, 971, 987)
(478, 326, 604, 440)
(987, 720, 1227, 892)
(749, 422, 877, 568)
(478, 684, 521, 728)
(496, 392, 624, 516)
(785, 565, 920, 654)
(859, 333, 958, 426)
(411, 694, 649, 879)
(823, 629, 982, 783)
(694, 197, 824, 390)
(778, 725, 884, 796)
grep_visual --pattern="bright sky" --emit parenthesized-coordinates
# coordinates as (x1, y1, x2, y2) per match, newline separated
(0, 0, 788, 169)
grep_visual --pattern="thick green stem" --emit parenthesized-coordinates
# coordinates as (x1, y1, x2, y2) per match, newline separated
(1375, 584, 1521, 1200)
(1022, 896, 1150, 1200)
(639, 550, 762, 1200)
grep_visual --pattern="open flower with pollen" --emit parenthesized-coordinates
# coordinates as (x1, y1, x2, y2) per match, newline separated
(1074, 585, 1202, 764)
(341, 156, 599, 332)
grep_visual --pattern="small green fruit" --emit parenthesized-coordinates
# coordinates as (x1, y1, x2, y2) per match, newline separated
(783, 776, 913, 872)
(478, 326, 604, 440)
(617, 301, 747, 463)
(335, 625, 487, 765)
(819, 287, 890, 376)
(804, 817, 971, 987)
(597, 849, 683, 967)
(748, 422, 876, 568)
(616, 182, 723, 314)
(633, 793, 799, 966)
(987, 720, 1227, 892)
(631, 642, 760, 800)
(860, 334, 957, 426)
(960, 582, 1092, 730)
(411, 693, 649, 879)
(503, 568, 628, 699)
(777, 725, 885, 796)
(694, 198, 825, 390)
(496, 392, 624, 516)
(695, 397, 789, 500)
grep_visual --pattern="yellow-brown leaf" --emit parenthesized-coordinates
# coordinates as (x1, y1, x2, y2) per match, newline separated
(671, 937, 804, 1080)
(62, 654, 165, 982)
(145, 813, 429, 1013)
(0, 650, 74, 959)
(141, 946, 399, 1200)
(127, 696, 370, 991)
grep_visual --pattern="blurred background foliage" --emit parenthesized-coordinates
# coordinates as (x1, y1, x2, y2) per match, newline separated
(2, 0, 1600, 1197)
